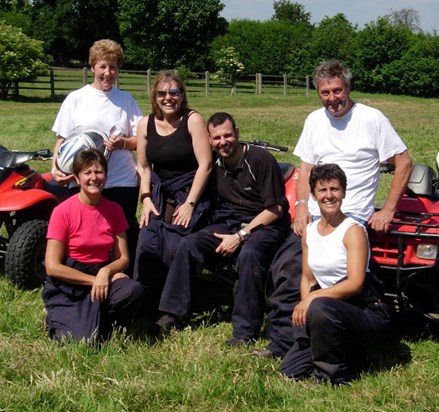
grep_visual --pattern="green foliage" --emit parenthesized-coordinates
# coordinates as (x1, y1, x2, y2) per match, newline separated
(272, 0, 311, 26)
(118, 0, 227, 70)
(213, 46, 245, 94)
(211, 19, 311, 74)
(352, 17, 414, 93)
(29, 0, 121, 66)
(0, 22, 47, 99)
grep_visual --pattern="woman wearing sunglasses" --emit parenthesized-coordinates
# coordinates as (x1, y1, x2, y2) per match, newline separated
(134, 70, 212, 318)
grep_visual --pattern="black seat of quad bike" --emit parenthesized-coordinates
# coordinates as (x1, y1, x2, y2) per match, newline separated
(279, 162, 295, 182)
(406, 164, 436, 196)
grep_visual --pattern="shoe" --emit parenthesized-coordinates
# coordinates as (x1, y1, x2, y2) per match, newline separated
(225, 336, 253, 347)
(250, 348, 276, 358)
(156, 314, 184, 332)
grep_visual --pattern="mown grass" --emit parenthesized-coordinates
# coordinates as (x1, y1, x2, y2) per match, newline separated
(0, 92, 439, 411)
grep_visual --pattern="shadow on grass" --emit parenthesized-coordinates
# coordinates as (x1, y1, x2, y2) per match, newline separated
(5, 94, 67, 103)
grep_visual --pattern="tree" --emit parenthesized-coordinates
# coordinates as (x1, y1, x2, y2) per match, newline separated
(0, 22, 47, 99)
(352, 17, 414, 93)
(272, 0, 311, 26)
(386, 7, 422, 33)
(211, 19, 312, 74)
(213, 46, 244, 95)
(118, 0, 227, 70)
(29, 0, 121, 66)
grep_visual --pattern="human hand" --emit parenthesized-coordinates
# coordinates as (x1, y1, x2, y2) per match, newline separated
(51, 168, 75, 186)
(172, 203, 194, 227)
(292, 298, 312, 328)
(91, 268, 111, 303)
(105, 134, 126, 152)
(139, 198, 160, 227)
(369, 209, 394, 234)
(293, 205, 311, 236)
(214, 232, 242, 257)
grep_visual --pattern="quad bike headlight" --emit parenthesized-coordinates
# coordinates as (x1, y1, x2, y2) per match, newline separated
(416, 244, 438, 260)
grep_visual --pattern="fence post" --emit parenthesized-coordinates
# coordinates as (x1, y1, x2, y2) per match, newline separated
(306, 75, 310, 97)
(258, 73, 262, 95)
(50, 67, 55, 98)
(82, 67, 88, 85)
(283, 73, 288, 95)
(205, 71, 209, 96)
(255, 73, 258, 95)
(147, 69, 151, 97)
(13, 81, 19, 98)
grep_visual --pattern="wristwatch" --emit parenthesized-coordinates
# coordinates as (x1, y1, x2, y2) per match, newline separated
(294, 199, 307, 207)
(186, 201, 196, 207)
(238, 229, 250, 241)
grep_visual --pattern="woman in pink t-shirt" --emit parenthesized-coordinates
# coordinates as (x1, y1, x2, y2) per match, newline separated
(43, 149, 146, 344)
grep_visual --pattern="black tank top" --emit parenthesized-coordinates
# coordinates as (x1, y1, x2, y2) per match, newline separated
(146, 110, 198, 180)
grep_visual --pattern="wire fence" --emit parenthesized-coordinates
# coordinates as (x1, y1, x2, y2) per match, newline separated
(11, 67, 311, 100)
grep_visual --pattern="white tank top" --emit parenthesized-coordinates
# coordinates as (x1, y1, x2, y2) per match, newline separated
(306, 217, 368, 288)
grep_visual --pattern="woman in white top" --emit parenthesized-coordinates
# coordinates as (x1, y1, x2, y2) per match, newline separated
(281, 163, 389, 384)
(50, 39, 143, 274)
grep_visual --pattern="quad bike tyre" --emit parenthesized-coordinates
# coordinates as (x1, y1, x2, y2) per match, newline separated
(5, 219, 48, 289)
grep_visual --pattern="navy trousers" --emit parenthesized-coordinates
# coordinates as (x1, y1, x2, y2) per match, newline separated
(159, 223, 289, 340)
(265, 232, 302, 358)
(43, 260, 147, 343)
(280, 297, 389, 384)
(133, 216, 187, 311)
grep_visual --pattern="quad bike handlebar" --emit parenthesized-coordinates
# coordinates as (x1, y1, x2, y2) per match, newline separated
(247, 139, 289, 153)
(0, 148, 52, 169)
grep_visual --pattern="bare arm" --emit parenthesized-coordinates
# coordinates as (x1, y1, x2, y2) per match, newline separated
(45, 232, 129, 303)
(172, 111, 212, 227)
(292, 224, 369, 327)
(292, 160, 314, 236)
(136, 116, 160, 227)
(369, 150, 412, 233)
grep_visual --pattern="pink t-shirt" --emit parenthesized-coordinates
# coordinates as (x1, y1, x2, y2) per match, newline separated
(47, 195, 128, 264)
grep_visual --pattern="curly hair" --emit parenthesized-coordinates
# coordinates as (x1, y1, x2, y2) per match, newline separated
(89, 39, 124, 68)
(309, 163, 347, 194)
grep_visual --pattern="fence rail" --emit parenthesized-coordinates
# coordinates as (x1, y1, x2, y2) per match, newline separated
(11, 67, 311, 99)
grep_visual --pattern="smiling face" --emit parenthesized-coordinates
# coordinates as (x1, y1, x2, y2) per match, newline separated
(91, 59, 119, 91)
(317, 76, 353, 118)
(312, 178, 345, 216)
(208, 119, 240, 161)
(155, 80, 183, 117)
(75, 161, 106, 198)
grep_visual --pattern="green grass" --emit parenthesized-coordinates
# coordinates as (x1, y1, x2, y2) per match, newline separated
(1, 92, 439, 411)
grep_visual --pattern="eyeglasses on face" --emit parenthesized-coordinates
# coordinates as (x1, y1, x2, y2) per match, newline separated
(156, 89, 182, 97)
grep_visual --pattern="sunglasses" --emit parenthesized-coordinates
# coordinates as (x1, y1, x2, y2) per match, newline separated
(156, 89, 182, 97)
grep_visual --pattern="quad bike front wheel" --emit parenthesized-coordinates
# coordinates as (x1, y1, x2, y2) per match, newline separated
(5, 220, 48, 289)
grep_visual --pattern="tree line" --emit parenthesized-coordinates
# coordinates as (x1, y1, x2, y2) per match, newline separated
(1, 0, 439, 98)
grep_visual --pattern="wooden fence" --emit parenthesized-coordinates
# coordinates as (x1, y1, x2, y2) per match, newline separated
(11, 67, 311, 99)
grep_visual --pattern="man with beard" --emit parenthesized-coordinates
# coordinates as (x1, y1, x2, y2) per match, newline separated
(155, 112, 291, 346)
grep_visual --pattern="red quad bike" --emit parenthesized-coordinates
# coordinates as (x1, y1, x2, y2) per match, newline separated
(369, 159, 439, 334)
(0, 145, 68, 289)
(250, 141, 439, 335)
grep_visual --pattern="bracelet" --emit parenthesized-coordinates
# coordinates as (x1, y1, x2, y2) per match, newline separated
(120, 138, 127, 150)
(235, 233, 243, 242)
(140, 192, 152, 202)
(186, 201, 195, 207)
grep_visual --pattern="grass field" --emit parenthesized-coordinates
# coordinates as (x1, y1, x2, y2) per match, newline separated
(0, 92, 438, 411)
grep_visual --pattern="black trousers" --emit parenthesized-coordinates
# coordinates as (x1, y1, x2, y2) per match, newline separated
(280, 297, 388, 384)
(158, 223, 288, 340)
(265, 232, 302, 358)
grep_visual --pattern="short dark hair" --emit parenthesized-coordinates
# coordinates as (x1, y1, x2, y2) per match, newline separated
(72, 148, 108, 177)
(309, 163, 347, 193)
(313, 59, 352, 89)
(206, 112, 237, 133)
